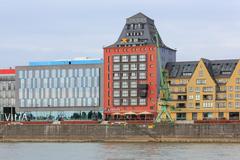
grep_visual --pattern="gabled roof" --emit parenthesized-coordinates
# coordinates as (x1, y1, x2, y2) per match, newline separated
(166, 59, 239, 79)
(127, 12, 154, 23)
(106, 12, 175, 51)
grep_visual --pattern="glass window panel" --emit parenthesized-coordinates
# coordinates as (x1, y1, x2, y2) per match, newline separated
(113, 64, 120, 71)
(130, 64, 137, 71)
(130, 55, 138, 62)
(122, 90, 129, 97)
(139, 55, 146, 61)
(139, 72, 146, 79)
(139, 98, 146, 105)
(122, 99, 128, 106)
(139, 63, 146, 70)
(130, 99, 137, 105)
(122, 81, 128, 88)
(130, 81, 137, 88)
(45, 70, 49, 77)
(122, 64, 129, 71)
(68, 69, 73, 77)
(52, 69, 56, 77)
(113, 55, 120, 62)
(121, 55, 129, 62)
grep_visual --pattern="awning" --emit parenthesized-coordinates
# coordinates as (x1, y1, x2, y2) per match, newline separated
(139, 111, 153, 115)
(124, 111, 137, 115)
(112, 112, 122, 115)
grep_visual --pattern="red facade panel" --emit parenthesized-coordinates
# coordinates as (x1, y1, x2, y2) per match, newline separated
(0, 69, 16, 75)
(103, 45, 159, 117)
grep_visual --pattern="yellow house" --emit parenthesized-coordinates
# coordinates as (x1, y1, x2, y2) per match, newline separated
(165, 58, 240, 121)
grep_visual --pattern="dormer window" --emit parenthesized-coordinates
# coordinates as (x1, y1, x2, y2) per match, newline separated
(221, 71, 231, 75)
(134, 38, 138, 42)
(182, 72, 192, 76)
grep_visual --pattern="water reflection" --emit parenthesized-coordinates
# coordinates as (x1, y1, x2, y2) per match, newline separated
(0, 143, 239, 160)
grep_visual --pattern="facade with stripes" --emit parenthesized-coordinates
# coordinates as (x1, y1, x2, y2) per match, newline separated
(15, 59, 103, 120)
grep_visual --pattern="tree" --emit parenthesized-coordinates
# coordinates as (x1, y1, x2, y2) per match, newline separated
(88, 111, 93, 120)
(71, 113, 80, 120)
(82, 112, 87, 120)
(98, 112, 102, 120)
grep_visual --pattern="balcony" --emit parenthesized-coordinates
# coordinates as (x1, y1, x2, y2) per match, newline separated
(177, 95, 187, 101)
(138, 91, 147, 98)
(171, 91, 187, 94)
(203, 95, 213, 100)
(176, 103, 186, 108)
(138, 84, 148, 89)
(176, 113, 187, 121)
(138, 84, 148, 98)
(216, 98, 226, 101)
(169, 83, 186, 86)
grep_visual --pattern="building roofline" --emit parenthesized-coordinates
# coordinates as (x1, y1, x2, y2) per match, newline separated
(28, 59, 103, 67)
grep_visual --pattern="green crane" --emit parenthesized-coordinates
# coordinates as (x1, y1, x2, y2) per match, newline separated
(154, 33, 174, 123)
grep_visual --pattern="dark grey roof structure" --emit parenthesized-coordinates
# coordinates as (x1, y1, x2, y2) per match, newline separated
(108, 12, 175, 50)
(166, 61, 198, 78)
(166, 59, 239, 78)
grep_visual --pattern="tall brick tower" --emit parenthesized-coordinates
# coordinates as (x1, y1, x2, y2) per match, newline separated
(103, 13, 176, 120)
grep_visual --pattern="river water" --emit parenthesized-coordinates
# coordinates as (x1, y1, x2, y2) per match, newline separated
(0, 143, 239, 160)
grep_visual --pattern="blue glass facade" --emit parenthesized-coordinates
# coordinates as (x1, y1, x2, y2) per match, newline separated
(17, 68, 100, 108)
(15, 61, 103, 120)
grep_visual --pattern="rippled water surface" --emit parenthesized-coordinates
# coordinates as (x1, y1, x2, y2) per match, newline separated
(0, 143, 240, 160)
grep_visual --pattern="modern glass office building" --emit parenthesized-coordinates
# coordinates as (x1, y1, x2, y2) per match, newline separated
(0, 69, 16, 120)
(15, 58, 103, 121)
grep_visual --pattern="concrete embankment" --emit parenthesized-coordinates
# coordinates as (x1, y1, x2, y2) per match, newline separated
(1, 123, 240, 143)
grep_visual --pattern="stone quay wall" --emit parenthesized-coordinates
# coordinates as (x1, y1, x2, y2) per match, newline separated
(1, 123, 240, 143)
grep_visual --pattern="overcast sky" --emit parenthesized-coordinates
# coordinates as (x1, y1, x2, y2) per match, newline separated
(0, 0, 240, 68)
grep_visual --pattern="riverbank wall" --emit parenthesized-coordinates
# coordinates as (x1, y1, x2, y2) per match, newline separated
(1, 123, 240, 143)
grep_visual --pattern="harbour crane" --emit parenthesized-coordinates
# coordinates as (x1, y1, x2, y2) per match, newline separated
(154, 33, 174, 123)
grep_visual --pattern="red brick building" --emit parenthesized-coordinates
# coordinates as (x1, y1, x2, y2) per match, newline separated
(103, 13, 176, 120)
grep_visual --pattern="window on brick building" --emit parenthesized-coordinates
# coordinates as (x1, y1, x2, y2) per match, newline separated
(130, 99, 137, 105)
(188, 87, 193, 92)
(122, 82, 128, 88)
(121, 55, 128, 62)
(236, 102, 240, 108)
(139, 63, 146, 70)
(113, 56, 120, 62)
(196, 94, 200, 100)
(122, 90, 129, 97)
(236, 78, 240, 84)
(130, 81, 137, 88)
(196, 79, 206, 85)
(113, 90, 120, 97)
(130, 55, 137, 62)
(113, 82, 120, 89)
(113, 64, 120, 71)
(139, 55, 146, 61)
(228, 86, 233, 91)
(113, 99, 120, 106)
